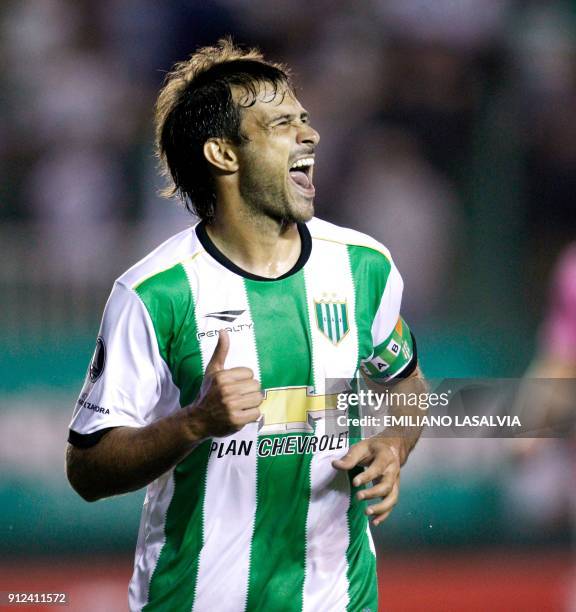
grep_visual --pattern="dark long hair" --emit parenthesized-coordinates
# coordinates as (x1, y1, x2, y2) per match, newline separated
(155, 38, 291, 222)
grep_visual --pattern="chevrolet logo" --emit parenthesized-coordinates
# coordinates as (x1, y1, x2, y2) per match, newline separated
(259, 386, 339, 434)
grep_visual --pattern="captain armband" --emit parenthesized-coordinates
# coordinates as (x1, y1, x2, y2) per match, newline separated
(361, 317, 417, 382)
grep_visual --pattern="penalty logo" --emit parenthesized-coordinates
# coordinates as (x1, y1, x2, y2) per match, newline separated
(314, 296, 349, 345)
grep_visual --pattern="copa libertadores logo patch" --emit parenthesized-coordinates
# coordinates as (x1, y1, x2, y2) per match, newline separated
(89, 336, 106, 382)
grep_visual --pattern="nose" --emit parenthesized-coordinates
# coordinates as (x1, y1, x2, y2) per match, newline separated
(297, 122, 320, 147)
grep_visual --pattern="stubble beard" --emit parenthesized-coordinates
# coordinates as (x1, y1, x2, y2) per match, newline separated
(238, 165, 314, 227)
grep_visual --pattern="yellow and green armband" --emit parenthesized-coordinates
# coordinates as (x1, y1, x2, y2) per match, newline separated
(361, 317, 417, 381)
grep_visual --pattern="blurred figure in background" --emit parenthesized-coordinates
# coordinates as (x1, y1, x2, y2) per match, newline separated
(507, 243, 576, 610)
(532, 244, 576, 380)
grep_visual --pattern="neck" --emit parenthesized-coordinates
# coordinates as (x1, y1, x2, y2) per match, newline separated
(206, 204, 303, 279)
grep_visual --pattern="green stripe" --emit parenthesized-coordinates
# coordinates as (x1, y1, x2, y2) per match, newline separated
(347, 245, 391, 366)
(345, 477, 378, 612)
(345, 246, 392, 611)
(135, 263, 209, 611)
(315, 302, 324, 335)
(327, 304, 335, 341)
(346, 245, 390, 441)
(143, 444, 212, 611)
(372, 317, 414, 379)
(134, 263, 204, 403)
(341, 302, 349, 337)
(244, 272, 314, 612)
(331, 303, 338, 340)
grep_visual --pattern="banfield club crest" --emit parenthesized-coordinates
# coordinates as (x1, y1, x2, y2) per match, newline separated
(314, 294, 349, 344)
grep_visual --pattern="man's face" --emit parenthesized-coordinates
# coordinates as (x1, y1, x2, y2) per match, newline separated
(234, 83, 320, 225)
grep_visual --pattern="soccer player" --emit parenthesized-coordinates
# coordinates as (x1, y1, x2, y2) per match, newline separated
(66, 39, 426, 612)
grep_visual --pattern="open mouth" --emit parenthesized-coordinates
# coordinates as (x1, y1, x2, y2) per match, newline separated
(288, 157, 315, 197)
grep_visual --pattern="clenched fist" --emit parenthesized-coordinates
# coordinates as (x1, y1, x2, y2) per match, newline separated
(186, 330, 263, 438)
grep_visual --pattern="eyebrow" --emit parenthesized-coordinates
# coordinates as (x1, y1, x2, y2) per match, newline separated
(268, 111, 309, 125)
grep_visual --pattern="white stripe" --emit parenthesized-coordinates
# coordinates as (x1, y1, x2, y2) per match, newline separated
(185, 256, 259, 612)
(329, 304, 338, 342)
(129, 470, 176, 611)
(366, 521, 376, 557)
(128, 359, 181, 611)
(303, 419, 352, 612)
(108, 298, 180, 610)
(304, 243, 359, 390)
(303, 239, 359, 611)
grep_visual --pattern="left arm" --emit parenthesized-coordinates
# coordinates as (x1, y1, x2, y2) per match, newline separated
(334, 248, 425, 525)
(332, 365, 427, 526)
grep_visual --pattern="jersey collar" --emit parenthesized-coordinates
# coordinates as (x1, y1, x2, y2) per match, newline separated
(195, 221, 312, 282)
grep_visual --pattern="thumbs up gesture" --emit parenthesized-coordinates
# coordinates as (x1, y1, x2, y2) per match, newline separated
(187, 330, 263, 438)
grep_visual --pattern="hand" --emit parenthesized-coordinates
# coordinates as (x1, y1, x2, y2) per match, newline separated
(332, 437, 402, 526)
(187, 330, 263, 438)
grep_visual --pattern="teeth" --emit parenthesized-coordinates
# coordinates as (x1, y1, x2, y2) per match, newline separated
(290, 157, 315, 170)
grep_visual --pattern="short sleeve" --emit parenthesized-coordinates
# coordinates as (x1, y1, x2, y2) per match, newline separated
(68, 282, 175, 447)
(360, 261, 417, 382)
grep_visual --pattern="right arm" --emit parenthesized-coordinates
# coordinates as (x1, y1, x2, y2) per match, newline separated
(66, 330, 262, 501)
(66, 411, 202, 502)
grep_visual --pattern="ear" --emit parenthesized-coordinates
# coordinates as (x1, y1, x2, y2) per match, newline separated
(203, 138, 239, 172)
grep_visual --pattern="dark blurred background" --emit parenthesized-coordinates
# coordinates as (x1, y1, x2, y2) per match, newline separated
(1, 1, 575, 610)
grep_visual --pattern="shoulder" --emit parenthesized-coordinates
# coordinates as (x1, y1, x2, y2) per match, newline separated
(115, 224, 204, 293)
(307, 217, 393, 264)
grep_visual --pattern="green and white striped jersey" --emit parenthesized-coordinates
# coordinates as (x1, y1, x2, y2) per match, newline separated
(69, 217, 415, 612)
